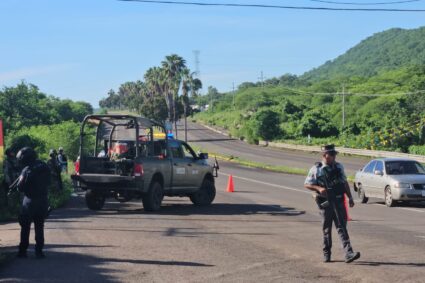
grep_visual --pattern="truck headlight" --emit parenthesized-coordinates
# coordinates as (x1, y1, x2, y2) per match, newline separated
(393, 182, 411, 189)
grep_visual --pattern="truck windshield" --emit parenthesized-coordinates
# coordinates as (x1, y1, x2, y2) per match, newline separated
(385, 161, 425, 175)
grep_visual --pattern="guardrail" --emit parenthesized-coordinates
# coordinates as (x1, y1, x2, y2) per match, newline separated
(196, 121, 425, 163)
(258, 141, 425, 163)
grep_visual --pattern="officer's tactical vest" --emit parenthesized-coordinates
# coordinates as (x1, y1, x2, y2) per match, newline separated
(316, 163, 346, 196)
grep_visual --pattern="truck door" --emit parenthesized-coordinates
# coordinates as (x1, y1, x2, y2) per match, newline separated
(181, 142, 202, 189)
(169, 141, 188, 188)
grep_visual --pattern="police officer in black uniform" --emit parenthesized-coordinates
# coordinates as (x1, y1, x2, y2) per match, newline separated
(304, 145, 360, 263)
(47, 149, 63, 191)
(15, 147, 51, 258)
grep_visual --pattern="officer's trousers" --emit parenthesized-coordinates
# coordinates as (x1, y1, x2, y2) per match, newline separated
(19, 214, 45, 254)
(320, 197, 353, 258)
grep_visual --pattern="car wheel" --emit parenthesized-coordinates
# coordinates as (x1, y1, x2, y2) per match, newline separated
(190, 178, 216, 206)
(358, 184, 369, 204)
(385, 186, 395, 207)
(85, 189, 105, 211)
(142, 181, 164, 212)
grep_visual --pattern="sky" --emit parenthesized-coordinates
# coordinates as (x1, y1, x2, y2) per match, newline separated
(1, 0, 425, 106)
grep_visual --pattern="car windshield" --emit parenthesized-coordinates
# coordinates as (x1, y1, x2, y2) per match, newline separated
(385, 161, 425, 175)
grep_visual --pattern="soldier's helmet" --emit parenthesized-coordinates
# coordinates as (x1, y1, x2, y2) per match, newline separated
(17, 147, 37, 167)
(49, 149, 57, 158)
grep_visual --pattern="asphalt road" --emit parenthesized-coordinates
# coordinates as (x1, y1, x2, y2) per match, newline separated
(1, 160, 425, 282)
(1, 123, 425, 282)
(183, 121, 370, 176)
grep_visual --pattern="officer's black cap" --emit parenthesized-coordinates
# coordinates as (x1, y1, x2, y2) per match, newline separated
(321, 144, 338, 155)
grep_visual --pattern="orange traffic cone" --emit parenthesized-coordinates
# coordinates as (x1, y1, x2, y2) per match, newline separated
(226, 175, 235, 193)
(344, 194, 352, 221)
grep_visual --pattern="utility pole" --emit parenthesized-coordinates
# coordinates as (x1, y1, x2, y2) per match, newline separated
(232, 82, 235, 109)
(193, 50, 200, 78)
(258, 71, 264, 88)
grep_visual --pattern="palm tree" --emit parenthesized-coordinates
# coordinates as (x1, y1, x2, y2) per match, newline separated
(161, 54, 186, 138)
(181, 68, 203, 142)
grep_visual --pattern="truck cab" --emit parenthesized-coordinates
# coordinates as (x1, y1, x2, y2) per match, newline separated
(72, 115, 217, 211)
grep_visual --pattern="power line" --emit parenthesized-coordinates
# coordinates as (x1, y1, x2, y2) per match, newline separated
(118, 0, 425, 12)
(309, 0, 423, 5)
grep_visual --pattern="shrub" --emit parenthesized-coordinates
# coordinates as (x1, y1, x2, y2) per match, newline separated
(408, 145, 425, 155)
(250, 109, 281, 141)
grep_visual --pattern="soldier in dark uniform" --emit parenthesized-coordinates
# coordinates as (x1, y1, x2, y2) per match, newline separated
(15, 147, 51, 258)
(47, 149, 63, 191)
(57, 147, 68, 174)
(304, 145, 360, 263)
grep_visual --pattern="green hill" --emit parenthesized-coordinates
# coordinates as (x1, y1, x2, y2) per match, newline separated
(302, 26, 425, 81)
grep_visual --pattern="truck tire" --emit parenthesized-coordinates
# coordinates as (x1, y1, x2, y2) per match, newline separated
(142, 181, 164, 212)
(85, 189, 105, 211)
(190, 178, 216, 206)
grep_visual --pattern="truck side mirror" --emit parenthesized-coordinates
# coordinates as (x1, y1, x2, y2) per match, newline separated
(374, 170, 383, 176)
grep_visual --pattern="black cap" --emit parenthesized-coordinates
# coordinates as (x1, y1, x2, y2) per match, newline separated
(321, 144, 338, 155)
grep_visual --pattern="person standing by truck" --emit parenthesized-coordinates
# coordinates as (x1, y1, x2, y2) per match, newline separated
(57, 147, 68, 174)
(15, 147, 51, 258)
(47, 149, 63, 191)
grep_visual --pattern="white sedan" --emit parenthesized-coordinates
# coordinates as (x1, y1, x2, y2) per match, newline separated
(353, 158, 425, 207)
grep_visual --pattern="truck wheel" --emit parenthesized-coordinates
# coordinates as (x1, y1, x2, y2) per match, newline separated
(190, 178, 216, 206)
(358, 184, 368, 204)
(85, 189, 105, 211)
(142, 182, 164, 212)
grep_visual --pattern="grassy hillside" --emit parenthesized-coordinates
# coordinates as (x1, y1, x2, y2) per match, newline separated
(302, 27, 425, 81)
(194, 27, 425, 154)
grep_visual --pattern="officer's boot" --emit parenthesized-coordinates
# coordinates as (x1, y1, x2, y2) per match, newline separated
(345, 251, 361, 263)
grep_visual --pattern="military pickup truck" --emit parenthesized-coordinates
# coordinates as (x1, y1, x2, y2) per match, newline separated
(71, 115, 218, 211)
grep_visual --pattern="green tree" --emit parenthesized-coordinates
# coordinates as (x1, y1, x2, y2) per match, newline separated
(250, 109, 281, 141)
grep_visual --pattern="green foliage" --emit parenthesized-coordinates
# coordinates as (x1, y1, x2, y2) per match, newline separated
(6, 121, 86, 161)
(297, 110, 339, 138)
(0, 82, 93, 134)
(303, 27, 425, 81)
(99, 54, 202, 129)
(250, 109, 281, 141)
(193, 26, 425, 154)
(409, 145, 425, 155)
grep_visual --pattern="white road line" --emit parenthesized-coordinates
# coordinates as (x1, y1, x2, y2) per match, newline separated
(372, 203, 425, 213)
(397, 207, 425, 213)
(220, 171, 311, 195)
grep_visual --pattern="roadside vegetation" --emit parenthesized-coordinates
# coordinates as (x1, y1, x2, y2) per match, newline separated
(194, 27, 425, 154)
(99, 54, 202, 138)
(0, 82, 94, 222)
